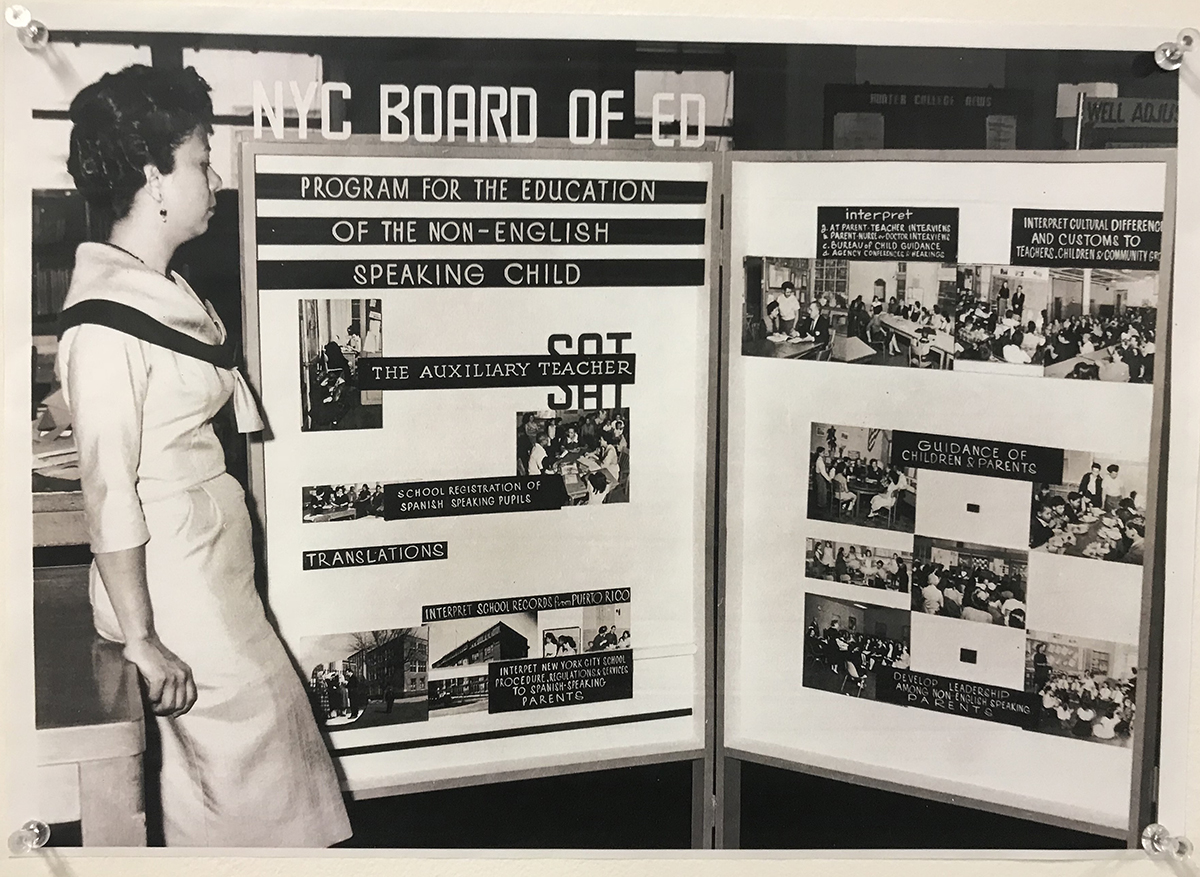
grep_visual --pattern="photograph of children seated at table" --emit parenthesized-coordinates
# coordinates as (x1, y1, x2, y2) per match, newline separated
(805, 538, 912, 592)
(1025, 633, 1136, 747)
(808, 423, 917, 532)
(516, 408, 630, 505)
(911, 536, 1028, 629)
(741, 257, 956, 369)
(302, 482, 386, 523)
(802, 594, 910, 700)
(954, 265, 1157, 383)
(299, 298, 383, 431)
(1030, 451, 1147, 564)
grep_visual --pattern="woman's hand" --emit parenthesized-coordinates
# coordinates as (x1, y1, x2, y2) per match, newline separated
(123, 635, 198, 717)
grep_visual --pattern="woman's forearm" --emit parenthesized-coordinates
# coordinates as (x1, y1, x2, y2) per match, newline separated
(93, 545, 156, 643)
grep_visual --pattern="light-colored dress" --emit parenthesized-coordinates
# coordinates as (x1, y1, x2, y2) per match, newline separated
(58, 243, 351, 847)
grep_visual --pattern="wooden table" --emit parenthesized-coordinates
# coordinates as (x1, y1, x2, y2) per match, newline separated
(743, 337, 821, 360)
(1043, 347, 1116, 379)
(35, 565, 147, 846)
(879, 315, 955, 368)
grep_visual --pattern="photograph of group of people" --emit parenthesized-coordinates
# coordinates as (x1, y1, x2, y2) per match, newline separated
(954, 265, 1157, 383)
(805, 538, 912, 592)
(742, 257, 955, 369)
(808, 423, 918, 532)
(296, 628, 430, 730)
(802, 594, 911, 700)
(517, 408, 630, 505)
(299, 298, 383, 431)
(302, 482, 386, 523)
(581, 604, 631, 653)
(1026, 632, 1137, 747)
(911, 537, 1028, 629)
(1030, 451, 1148, 564)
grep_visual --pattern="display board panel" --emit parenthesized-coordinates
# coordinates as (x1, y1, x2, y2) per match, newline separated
(722, 152, 1173, 834)
(241, 142, 716, 793)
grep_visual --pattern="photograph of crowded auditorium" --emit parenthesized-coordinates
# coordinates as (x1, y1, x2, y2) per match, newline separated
(808, 423, 917, 532)
(302, 482, 386, 522)
(1030, 451, 1148, 564)
(805, 539, 913, 592)
(802, 594, 911, 700)
(295, 628, 429, 730)
(954, 265, 1157, 382)
(299, 298, 383, 431)
(517, 408, 630, 505)
(911, 537, 1028, 629)
(1025, 631, 1137, 747)
(742, 256, 956, 369)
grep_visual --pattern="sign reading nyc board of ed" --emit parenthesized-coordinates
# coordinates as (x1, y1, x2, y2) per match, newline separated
(252, 80, 711, 147)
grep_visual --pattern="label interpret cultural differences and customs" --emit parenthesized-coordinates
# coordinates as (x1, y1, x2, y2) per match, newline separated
(817, 206, 959, 261)
(489, 650, 634, 712)
(1010, 209, 1163, 269)
(891, 431, 1064, 483)
(876, 668, 1038, 729)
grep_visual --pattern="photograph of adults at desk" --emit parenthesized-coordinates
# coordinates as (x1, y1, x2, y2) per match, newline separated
(808, 423, 918, 532)
(1030, 451, 1147, 564)
(954, 264, 1157, 383)
(805, 538, 913, 593)
(911, 537, 1028, 630)
(299, 298, 383, 431)
(1024, 632, 1137, 747)
(802, 593, 911, 700)
(742, 256, 955, 369)
(302, 482, 386, 523)
(516, 408, 630, 505)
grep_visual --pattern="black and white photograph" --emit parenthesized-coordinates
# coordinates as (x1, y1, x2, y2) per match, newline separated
(295, 628, 430, 730)
(808, 423, 917, 531)
(911, 536, 1028, 629)
(542, 626, 582, 657)
(742, 257, 955, 368)
(1025, 632, 1137, 747)
(299, 298, 383, 431)
(517, 408, 630, 505)
(428, 675, 490, 717)
(302, 482, 386, 523)
(1030, 451, 1148, 564)
(428, 612, 538, 669)
(582, 604, 632, 652)
(955, 265, 1157, 381)
(805, 538, 912, 592)
(802, 594, 911, 700)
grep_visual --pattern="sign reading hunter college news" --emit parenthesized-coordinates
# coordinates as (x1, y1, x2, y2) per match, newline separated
(1009, 209, 1163, 269)
(817, 206, 959, 262)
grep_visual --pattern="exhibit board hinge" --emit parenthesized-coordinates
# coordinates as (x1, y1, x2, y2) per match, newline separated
(719, 193, 725, 231)
(1153, 765, 1160, 804)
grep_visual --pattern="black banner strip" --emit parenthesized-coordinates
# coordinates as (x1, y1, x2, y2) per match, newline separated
(891, 430, 1064, 484)
(257, 258, 705, 290)
(256, 217, 706, 246)
(876, 668, 1039, 730)
(384, 475, 569, 520)
(328, 708, 693, 757)
(359, 355, 635, 390)
(255, 174, 708, 204)
(1010, 209, 1162, 269)
(424, 588, 632, 622)
(302, 541, 448, 571)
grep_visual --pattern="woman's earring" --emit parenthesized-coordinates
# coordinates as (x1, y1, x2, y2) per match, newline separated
(160, 207, 167, 222)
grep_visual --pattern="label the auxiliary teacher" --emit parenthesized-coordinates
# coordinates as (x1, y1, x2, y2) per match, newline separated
(1010, 209, 1162, 269)
(359, 354, 635, 390)
(876, 668, 1038, 729)
(817, 206, 958, 262)
(489, 650, 634, 713)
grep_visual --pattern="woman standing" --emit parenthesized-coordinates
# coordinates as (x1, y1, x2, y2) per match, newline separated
(58, 65, 350, 847)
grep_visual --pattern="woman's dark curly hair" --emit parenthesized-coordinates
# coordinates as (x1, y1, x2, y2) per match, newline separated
(67, 64, 214, 220)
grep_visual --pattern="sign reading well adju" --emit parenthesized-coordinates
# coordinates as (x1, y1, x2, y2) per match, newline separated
(1010, 209, 1163, 269)
(817, 206, 958, 261)
(1079, 97, 1178, 130)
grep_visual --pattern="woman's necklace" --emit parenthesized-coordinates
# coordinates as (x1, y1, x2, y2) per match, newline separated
(102, 241, 172, 279)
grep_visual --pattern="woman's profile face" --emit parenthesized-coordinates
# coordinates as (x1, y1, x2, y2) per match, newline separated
(160, 128, 221, 241)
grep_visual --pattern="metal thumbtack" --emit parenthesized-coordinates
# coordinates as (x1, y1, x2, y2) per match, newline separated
(1142, 823, 1194, 860)
(4, 5, 49, 50)
(7, 820, 51, 854)
(1155, 27, 1200, 71)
